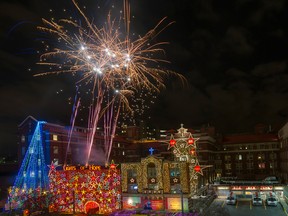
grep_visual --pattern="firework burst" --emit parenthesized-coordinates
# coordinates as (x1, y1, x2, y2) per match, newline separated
(35, 0, 186, 164)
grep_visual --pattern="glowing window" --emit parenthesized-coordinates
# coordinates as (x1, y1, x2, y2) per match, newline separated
(21, 135, 25, 143)
(52, 134, 58, 141)
(258, 163, 265, 169)
(122, 151, 125, 156)
(53, 158, 59, 165)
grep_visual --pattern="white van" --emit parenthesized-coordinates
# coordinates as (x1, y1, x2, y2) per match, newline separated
(226, 192, 237, 205)
(266, 192, 278, 206)
(252, 192, 263, 206)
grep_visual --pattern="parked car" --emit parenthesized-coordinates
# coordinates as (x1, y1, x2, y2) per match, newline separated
(266, 192, 278, 206)
(226, 192, 237, 205)
(252, 192, 263, 206)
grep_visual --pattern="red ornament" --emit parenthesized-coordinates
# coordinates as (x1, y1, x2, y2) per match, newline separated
(169, 139, 176, 147)
(110, 163, 116, 169)
(188, 138, 194, 145)
(194, 165, 201, 172)
(190, 148, 196, 155)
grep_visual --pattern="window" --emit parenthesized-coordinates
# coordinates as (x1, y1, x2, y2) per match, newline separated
(225, 155, 231, 161)
(128, 169, 137, 178)
(170, 168, 180, 177)
(147, 163, 156, 178)
(52, 134, 58, 141)
(236, 163, 242, 170)
(258, 154, 265, 160)
(215, 163, 222, 169)
(117, 143, 121, 148)
(53, 158, 59, 165)
(270, 162, 277, 169)
(53, 146, 59, 154)
(270, 153, 277, 160)
(21, 135, 25, 143)
(147, 163, 157, 190)
(247, 162, 254, 169)
(258, 163, 265, 169)
(225, 164, 231, 170)
(247, 154, 253, 160)
(236, 154, 242, 160)
(122, 151, 125, 156)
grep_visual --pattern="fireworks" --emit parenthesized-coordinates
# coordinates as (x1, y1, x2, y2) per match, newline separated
(35, 0, 186, 164)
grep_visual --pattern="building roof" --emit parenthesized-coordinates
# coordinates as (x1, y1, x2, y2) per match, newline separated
(222, 133, 278, 144)
(18, 115, 38, 127)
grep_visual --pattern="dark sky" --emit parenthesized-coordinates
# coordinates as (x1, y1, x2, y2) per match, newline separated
(1, 0, 288, 155)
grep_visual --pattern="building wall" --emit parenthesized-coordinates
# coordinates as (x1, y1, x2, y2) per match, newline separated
(278, 122, 288, 183)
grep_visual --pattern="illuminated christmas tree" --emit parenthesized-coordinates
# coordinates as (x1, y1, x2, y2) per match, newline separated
(8, 121, 50, 209)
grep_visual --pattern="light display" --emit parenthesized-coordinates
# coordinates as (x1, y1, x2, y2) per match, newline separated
(167, 124, 203, 195)
(48, 164, 121, 214)
(8, 121, 49, 210)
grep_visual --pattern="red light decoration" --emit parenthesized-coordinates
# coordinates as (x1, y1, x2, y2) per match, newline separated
(49, 167, 121, 213)
(169, 139, 176, 147)
(110, 163, 116, 169)
(188, 138, 194, 145)
(190, 148, 196, 155)
(194, 165, 201, 172)
(23, 209, 29, 216)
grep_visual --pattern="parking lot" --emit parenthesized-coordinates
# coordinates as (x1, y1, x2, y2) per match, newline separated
(207, 198, 287, 216)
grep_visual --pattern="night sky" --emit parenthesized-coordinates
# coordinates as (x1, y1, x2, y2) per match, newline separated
(1, 0, 288, 155)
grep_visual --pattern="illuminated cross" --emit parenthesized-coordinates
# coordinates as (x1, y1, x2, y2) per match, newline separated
(149, 147, 155, 155)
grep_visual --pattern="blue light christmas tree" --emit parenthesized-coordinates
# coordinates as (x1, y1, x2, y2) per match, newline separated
(9, 121, 50, 209)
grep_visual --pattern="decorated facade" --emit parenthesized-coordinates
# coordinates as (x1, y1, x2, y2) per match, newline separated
(48, 164, 121, 214)
(121, 125, 207, 212)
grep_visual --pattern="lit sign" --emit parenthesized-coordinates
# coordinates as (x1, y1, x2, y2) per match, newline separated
(260, 186, 273, 190)
(150, 200, 164, 211)
(123, 197, 141, 209)
(245, 186, 256, 190)
(218, 187, 229, 190)
(274, 186, 284, 190)
(63, 165, 101, 171)
(231, 186, 242, 190)
(167, 198, 188, 211)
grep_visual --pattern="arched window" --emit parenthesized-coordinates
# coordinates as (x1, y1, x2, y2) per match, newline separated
(147, 163, 157, 190)
(147, 163, 156, 178)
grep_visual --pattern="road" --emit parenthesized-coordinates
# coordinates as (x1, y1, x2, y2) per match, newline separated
(206, 198, 287, 216)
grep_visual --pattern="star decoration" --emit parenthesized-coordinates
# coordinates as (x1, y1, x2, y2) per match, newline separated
(109, 160, 119, 169)
(48, 161, 60, 176)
